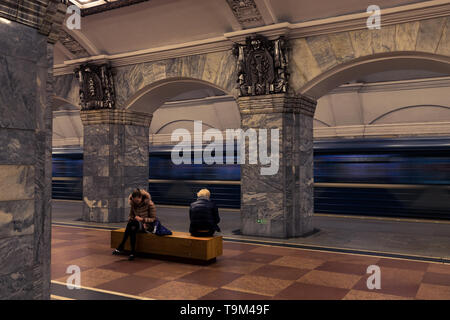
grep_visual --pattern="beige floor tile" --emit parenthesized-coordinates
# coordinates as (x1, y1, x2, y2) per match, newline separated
(416, 283, 450, 300)
(222, 249, 245, 258)
(270, 255, 325, 269)
(207, 259, 264, 274)
(55, 268, 128, 288)
(343, 289, 412, 300)
(134, 262, 201, 281)
(426, 263, 450, 275)
(66, 254, 120, 268)
(297, 270, 362, 289)
(139, 281, 216, 300)
(222, 275, 293, 297)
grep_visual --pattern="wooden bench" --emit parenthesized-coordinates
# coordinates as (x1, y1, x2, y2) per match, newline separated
(110, 228, 223, 262)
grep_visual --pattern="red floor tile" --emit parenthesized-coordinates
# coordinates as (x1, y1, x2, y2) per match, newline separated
(315, 261, 370, 275)
(51, 263, 93, 280)
(96, 275, 169, 296)
(274, 282, 350, 300)
(249, 246, 305, 256)
(223, 242, 258, 252)
(421, 272, 450, 287)
(250, 264, 310, 281)
(352, 267, 424, 298)
(198, 288, 272, 300)
(177, 269, 242, 287)
(376, 258, 430, 272)
(99, 258, 164, 274)
(228, 252, 280, 264)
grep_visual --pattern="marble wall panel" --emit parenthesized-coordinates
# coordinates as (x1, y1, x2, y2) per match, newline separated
(395, 21, 420, 51)
(0, 56, 37, 130)
(436, 17, 450, 56)
(0, 200, 34, 238)
(328, 32, 355, 63)
(0, 129, 35, 165)
(0, 21, 40, 62)
(415, 18, 446, 53)
(289, 38, 322, 93)
(370, 25, 397, 54)
(0, 235, 34, 276)
(124, 166, 148, 178)
(349, 29, 374, 58)
(0, 165, 35, 202)
(306, 35, 338, 72)
(0, 266, 34, 300)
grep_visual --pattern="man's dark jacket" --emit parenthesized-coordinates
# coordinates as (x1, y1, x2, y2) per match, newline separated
(189, 198, 221, 234)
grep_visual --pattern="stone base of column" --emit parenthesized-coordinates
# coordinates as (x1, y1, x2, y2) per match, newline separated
(238, 93, 317, 238)
(80, 109, 152, 223)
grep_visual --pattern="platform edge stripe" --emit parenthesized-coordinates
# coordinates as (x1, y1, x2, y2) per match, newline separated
(50, 294, 76, 300)
(51, 280, 155, 300)
(222, 237, 450, 264)
(52, 222, 118, 231)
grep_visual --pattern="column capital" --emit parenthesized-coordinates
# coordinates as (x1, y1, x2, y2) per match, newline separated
(237, 93, 317, 117)
(80, 109, 153, 127)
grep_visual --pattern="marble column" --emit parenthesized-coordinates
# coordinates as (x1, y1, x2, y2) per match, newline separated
(0, 21, 53, 299)
(238, 93, 317, 238)
(80, 109, 152, 223)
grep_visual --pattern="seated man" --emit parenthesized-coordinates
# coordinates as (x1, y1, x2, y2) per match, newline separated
(189, 188, 221, 237)
(112, 188, 156, 260)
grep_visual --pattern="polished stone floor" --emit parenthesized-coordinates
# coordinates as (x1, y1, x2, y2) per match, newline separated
(51, 224, 450, 300)
(53, 200, 450, 259)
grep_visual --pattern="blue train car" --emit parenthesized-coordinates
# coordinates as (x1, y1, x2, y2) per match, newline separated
(52, 147, 83, 200)
(52, 137, 450, 219)
(314, 137, 450, 219)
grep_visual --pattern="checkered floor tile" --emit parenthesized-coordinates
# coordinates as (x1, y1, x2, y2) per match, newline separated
(51, 226, 450, 300)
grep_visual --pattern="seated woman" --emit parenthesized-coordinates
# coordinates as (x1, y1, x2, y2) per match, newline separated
(112, 188, 156, 260)
(189, 188, 221, 237)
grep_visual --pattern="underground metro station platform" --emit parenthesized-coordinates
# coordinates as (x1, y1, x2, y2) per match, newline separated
(50, 201, 450, 300)
(1, 0, 450, 305)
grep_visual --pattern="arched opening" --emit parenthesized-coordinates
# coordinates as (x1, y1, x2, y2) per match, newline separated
(125, 77, 236, 113)
(300, 52, 450, 99)
(126, 77, 242, 233)
(307, 52, 450, 220)
(52, 97, 82, 148)
(50, 97, 84, 221)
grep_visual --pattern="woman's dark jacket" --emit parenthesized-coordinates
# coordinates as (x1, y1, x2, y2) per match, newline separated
(189, 198, 221, 233)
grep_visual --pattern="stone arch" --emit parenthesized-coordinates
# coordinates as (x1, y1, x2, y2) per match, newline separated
(290, 17, 450, 99)
(369, 104, 450, 124)
(114, 51, 238, 110)
(52, 96, 79, 111)
(124, 76, 234, 114)
(300, 52, 450, 99)
(53, 74, 80, 108)
(154, 119, 216, 134)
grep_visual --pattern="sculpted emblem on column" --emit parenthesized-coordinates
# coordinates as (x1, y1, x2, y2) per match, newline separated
(75, 63, 116, 110)
(233, 35, 289, 96)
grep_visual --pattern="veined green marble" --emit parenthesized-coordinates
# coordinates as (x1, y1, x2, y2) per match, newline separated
(395, 21, 420, 51)
(416, 18, 446, 53)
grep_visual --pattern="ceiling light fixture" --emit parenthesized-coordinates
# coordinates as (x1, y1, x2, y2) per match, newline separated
(0, 17, 11, 24)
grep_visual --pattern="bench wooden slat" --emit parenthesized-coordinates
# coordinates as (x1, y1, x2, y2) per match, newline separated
(110, 228, 222, 261)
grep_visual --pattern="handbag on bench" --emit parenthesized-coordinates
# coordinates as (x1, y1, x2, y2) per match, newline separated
(153, 219, 172, 236)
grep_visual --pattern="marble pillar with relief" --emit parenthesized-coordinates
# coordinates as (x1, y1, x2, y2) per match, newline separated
(0, 20, 53, 299)
(238, 94, 317, 238)
(80, 109, 152, 223)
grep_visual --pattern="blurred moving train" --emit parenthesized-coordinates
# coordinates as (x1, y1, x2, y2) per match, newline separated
(52, 137, 450, 220)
